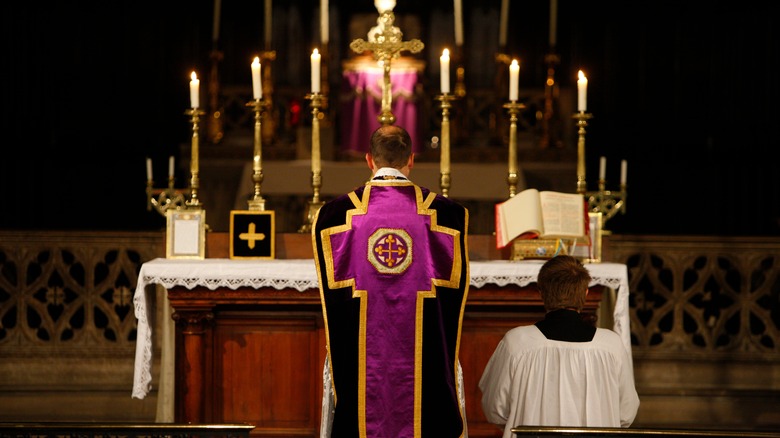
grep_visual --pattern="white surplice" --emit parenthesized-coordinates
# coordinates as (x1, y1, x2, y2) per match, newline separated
(479, 325, 639, 437)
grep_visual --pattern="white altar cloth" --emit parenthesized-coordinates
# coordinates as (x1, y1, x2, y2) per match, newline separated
(132, 258, 631, 401)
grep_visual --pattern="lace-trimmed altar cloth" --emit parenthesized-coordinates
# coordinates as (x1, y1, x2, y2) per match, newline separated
(132, 258, 630, 400)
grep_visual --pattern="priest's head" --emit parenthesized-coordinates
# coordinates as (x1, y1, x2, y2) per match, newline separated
(366, 125, 415, 176)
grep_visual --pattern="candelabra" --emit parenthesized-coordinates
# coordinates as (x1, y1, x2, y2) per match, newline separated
(146, 108, 205, 216)
(245, 98, 269, 211)
(299, 92, 327, 233)
(504, 101, 526, 197)
(436, 93, 457, 197)
(573, 111, 627, 234)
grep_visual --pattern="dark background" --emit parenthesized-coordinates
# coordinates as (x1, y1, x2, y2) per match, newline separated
(1, 1, 778, 236)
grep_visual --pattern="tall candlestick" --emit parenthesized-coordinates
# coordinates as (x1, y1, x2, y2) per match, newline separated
(311, 49, 321, 93)
(320, 0, 329, 44)
(454, 0, 463, 46)
(499, 0, 509, 47)
(190, 71, 200, 109)
(264, 0, 272, 49)
(509, 59, 519, 102)
(251, 57, 263, 99)
(599, 156, 606, 180)
(212, 0, 222, 42)
(440, 49, 450, 94)
(548, 0, 558, 47)
(169, 156, 175, 179)
(621, 160, 628, 185)
(146, 158, 153, 181)
(577, 70, 587, 112)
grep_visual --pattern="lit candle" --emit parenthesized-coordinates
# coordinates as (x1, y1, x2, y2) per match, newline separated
(621, 160, 628, 185)
(509, 59, 519, 102)
(440, 49, 450, 94)
(548, 0, 558, 47)
(577, 70, 587, 112)
(212, 0, 222, 42)
(146, 158, 153, 182)
(454, 0, 463, 46)
(189, 71, 200, 109)
(499, 0, 509, 47)
(251, 57, 263, 99)
(311, 49, 321, 93)
(264, 0, 272, 49)
(321, 0, 329, 44)
(169, 156, 175, 179)
(599, 156, 606, 180)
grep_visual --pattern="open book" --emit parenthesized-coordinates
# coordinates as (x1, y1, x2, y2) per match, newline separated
(495, 188, 586, 248)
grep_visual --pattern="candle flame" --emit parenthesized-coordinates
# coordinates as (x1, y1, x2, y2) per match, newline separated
(191, 71, 198, 81)
(312, 48, 320, 56)
(442, 48, 450, 58)
(252, 56, 260, 66)
(578, 70, 586, 81)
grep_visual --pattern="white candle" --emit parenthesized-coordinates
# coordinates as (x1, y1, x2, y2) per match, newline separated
(264, 0, 272, 49)
(169, 156, 175, 179)
(212, 0, 222, 42)
(251, 57, 263, 99)
(509, 59, 519, 102)
(320, 0, 329, 44)
(146, 158, 153, 181)
(440, 49, 450, 94)
(499, 0, 509, 47)
(454, 0, 463, 46)
(189, 71, 200, 109)
(311, 49, 321, 93)
(599, 156, 606, 180)
(577, 70, 587, 112)
(621, 160, 628, 185)
(548, 0, 558, 47)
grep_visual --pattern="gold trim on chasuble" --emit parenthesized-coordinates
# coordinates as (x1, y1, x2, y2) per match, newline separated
(315, 182, 468, 438)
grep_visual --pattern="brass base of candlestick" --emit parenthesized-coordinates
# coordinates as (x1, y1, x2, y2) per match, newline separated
(298, 200, 325, 234)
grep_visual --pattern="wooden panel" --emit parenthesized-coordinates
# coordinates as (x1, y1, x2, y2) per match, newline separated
(214, 312, 324, 437)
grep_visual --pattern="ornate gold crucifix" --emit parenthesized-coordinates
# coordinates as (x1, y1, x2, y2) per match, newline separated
(349, 4, 424, 125)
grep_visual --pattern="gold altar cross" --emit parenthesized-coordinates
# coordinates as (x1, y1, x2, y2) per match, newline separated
(239, 222, 266, 249)
(350, 9, 424, 125)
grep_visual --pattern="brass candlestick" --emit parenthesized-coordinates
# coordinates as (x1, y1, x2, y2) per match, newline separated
(185, 108, 205, 209)
(436, 93, 457, 197)
(145, 108, 205, 216)
(349, 2, 423, 126)
(504, 101, 526, 197)
(572, 111, 627, 233)
(245, 98, 269, 211)
(299, 92, 327, 233)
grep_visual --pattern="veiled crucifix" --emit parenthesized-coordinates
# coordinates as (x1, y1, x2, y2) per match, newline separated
(349, 3, 424, 126)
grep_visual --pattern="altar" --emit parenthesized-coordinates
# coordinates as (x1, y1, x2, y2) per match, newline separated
(132, 257, 630, 437)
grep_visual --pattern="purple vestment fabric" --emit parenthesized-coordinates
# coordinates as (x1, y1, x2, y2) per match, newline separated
(313, 181, 469, 438)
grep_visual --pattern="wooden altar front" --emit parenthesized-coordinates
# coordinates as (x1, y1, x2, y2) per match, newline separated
(133, 235, 628, 438)
(164, 279, 603, 437)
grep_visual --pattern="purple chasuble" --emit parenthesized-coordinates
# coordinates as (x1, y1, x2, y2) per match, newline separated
(315, 181, 467, 438)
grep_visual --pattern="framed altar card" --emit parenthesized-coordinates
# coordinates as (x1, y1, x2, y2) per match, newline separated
(230, 210, 275, 259)
(166, 209, 206, 259)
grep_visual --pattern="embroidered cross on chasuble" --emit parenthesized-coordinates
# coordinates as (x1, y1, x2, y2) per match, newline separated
(313, 180, 470, 438)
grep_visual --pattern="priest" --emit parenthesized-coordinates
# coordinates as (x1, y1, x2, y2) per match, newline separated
(312, 124, 470, 438)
